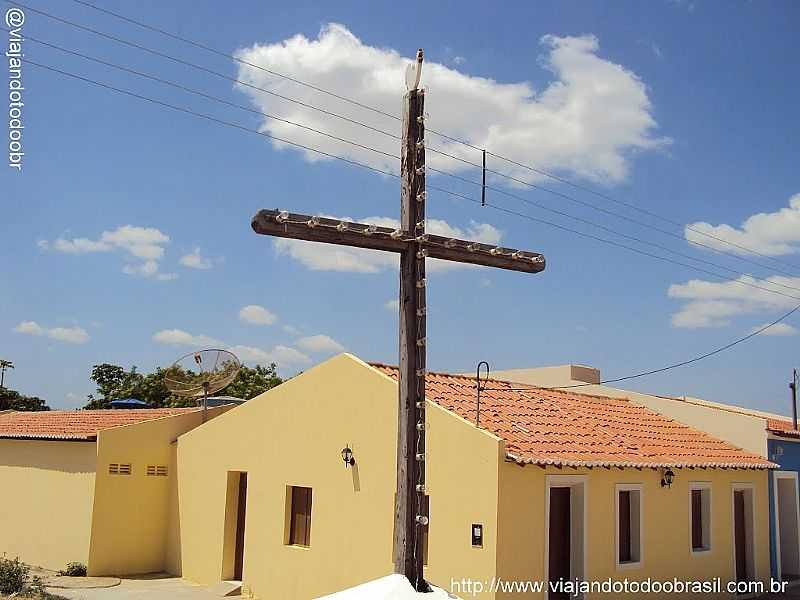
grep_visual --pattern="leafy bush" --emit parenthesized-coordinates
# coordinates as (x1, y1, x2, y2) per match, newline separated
(26, 576, 48, 598)
(0, 555, 29, 595)
(57, 562, 86, 577)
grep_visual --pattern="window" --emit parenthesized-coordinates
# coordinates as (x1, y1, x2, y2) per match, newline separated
(146, 465, 168, 477)
(690, 484, 712, 552)
(109, 463, 132, 475)
(616, 485, 642, 567)
(287, 486, 312, 547)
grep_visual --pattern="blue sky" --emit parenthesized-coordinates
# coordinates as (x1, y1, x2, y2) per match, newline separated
(2, 0, 798, 412)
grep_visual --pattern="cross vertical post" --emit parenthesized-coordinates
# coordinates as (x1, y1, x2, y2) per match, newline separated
(250, 46, 546, 595)
(395, 86, 428, 590)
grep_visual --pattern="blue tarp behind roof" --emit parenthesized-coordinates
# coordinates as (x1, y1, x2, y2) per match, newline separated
(109, 398, 151, 409)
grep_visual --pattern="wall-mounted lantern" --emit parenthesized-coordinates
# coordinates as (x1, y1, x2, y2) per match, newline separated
(661, 468, 675, 488)
(341, 446, 355, 468)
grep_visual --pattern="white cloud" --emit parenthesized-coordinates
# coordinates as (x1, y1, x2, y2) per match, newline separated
(13, 321, 89, 344)
(239, 305, 278, 326)
(41, 225, 175, 280)
(179, 247, 213, 270)
(282, 324, 301, 335)
(668, 275, 800, 328)
(384, 299, 399, 312)
(152, 329, 224, 348)
(685, 193, 800, 256)
(296, 334, 345, 354)
(227, 344, 311, 367)
(750, 322, 799, 337)
(235, 25, 667, 185)
(152, 329, 310, 368)
(274, 215, 502, 274)
(14, 321, 44, 336)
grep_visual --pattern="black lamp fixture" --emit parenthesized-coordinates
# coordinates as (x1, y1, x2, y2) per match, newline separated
(661, 468, 675, 488)
(341, 445, 355, 468)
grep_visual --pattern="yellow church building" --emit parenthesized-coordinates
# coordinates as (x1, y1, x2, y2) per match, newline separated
(0, 354, 777, 599)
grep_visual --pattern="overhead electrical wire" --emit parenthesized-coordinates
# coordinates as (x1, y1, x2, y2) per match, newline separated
(51, 0, 800, 275)
(19, 35, 800, 300)
(480, 301, 800, 391)
(19, 56, 800, 306)
(12, 4, 800, 288)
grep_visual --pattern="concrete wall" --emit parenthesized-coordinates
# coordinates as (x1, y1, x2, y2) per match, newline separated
(174, 354, 505, 600)
(87, 407, 230, 576)
(767, 437, 800, 579)
(424, 400, 504, 597)
(496, 463, 770, 599)
(0, 439, 97, 570)
(176, 355, 400, 599)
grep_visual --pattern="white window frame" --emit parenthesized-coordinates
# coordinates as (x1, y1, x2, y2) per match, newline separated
(773, 470, 800, 582)
(689, 482, 713, 554)
(615, 483, 643, 570)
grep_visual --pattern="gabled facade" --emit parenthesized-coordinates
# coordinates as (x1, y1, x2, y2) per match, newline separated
(172, 354, 773, 599)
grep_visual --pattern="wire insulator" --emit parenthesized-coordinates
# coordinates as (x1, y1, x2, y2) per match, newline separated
(276, 211, 289, 223)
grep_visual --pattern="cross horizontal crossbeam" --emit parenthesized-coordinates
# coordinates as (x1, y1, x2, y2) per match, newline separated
(251, 209, 546, 274)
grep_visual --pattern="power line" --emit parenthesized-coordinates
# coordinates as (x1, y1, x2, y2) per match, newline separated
(59, 0, 800, 274)
(19, 33, 400, 163)
(22, 57, 800, 305)
(24, 30, 800, 297)
(9, 1, 402, 141)
(69, 0, 402, 124)
(16, 0, 800, 282)
(480, 302, 800, 391)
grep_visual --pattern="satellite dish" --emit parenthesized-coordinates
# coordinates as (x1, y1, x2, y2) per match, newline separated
(164, 349, 241, 422)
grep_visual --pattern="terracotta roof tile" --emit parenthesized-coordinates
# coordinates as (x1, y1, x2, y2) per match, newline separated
(0, 409, 199, 441)
(371, 364, 774, 469)
(767, 419, 800, 438)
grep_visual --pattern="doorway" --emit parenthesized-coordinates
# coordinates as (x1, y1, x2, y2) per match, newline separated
(545, 476, 586, 600)
(775, 472, 800, 582)
(732, 486, 755, 586)
(222, 471, 248, 582)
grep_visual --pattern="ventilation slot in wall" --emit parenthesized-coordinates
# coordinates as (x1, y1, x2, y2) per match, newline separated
(109, 463, 132, 475)
(146, 465, 168, 477)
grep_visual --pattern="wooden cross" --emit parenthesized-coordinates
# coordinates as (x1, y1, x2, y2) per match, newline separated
(251, 54, 545, 592)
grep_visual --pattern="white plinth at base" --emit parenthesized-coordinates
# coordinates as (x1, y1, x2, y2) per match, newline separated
(315, 574, 460, 599)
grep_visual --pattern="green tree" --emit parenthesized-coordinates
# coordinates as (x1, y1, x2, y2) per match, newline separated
(0, 359, 14, 388)
(83, 363, 283, 409)
(0, 388, 50, 411)
(217, 364, 282, 401)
